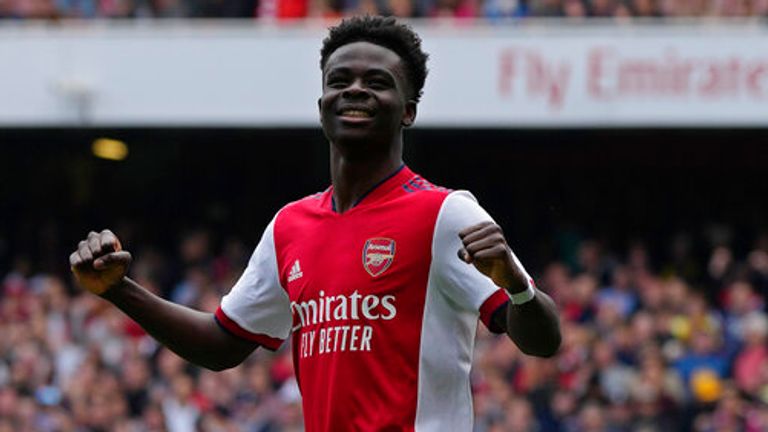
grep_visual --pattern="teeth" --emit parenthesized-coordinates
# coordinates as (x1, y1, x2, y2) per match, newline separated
(341, 110, 371, 118)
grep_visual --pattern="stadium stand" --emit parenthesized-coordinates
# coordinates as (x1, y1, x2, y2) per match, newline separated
(2, 223, 768, 430)
(0, 0, 766, 20)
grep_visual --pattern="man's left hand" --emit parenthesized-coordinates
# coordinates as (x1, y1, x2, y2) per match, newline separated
(458, 221, 527, 293)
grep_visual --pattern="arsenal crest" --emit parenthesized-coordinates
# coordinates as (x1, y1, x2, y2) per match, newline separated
(362, 238, 396, 277)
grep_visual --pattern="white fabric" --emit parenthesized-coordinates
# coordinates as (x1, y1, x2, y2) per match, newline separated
(431, 191, 506, 313)
(219, 218, 292, 340)
(416, 190, 515, 431)
(510, 283, 536, 305)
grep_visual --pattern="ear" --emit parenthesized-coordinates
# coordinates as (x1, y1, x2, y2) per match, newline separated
(402, 100, 417, 128)
(318, 97, 323, 124)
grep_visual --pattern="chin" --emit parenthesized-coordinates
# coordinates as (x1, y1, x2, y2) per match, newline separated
(328, 123, 378, 143)
(333, 131, 376, 147)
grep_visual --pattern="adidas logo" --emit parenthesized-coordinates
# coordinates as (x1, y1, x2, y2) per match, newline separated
(288, 259, 303, 282)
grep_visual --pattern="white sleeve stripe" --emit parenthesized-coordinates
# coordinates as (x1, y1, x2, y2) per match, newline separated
(430, 190, 502, 313)
(219, 217, 293, 341)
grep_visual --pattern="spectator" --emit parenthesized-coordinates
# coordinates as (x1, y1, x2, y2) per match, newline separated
(162, 373, 201, 432)
(732, 311, 768, 396)
(596, 265, 638, 319)
(6, 224, 768, 429)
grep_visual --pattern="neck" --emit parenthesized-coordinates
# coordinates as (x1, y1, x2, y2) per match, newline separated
(330, 142, 403, 213)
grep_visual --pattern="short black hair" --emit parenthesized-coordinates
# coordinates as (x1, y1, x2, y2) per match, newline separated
(320, 15, 429, 103)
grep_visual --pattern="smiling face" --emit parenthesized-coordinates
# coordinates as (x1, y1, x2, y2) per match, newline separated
(319, 41, 416, 153)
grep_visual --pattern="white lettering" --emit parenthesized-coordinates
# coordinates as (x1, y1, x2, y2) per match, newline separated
(361, 295, 380, 319)
(324, 326, 333, 352)
(380, 295, 396, 320)
(332, 326, 341, 351)
(318, 291, 325, 324)
(350, 291, 361, 319)
(291, 291, 398, 329)
(339, 325, 350, 350)
(333, 295, 348, 320)
(301, 332, 308, 358)
(300, 330, 317, 358)
(298, 326, 373, 358)
(325, 293, 333, 323)
(298, 300, 317, 326)
(361, 326, 372, 351)
(291, 303, 304, 331)
(349, 326, 360, 351)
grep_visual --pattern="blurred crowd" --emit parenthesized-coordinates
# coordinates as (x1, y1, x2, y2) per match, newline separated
(473, 231, 768, 432)
(2, 226, 768, 431)
(0, 0, 766, 23)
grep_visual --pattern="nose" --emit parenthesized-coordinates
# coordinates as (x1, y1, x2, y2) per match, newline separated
(342, 79, 369, 99)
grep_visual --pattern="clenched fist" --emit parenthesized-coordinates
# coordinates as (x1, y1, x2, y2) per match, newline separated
(69, 229, 132, 295)
(458, 221, 527, 293)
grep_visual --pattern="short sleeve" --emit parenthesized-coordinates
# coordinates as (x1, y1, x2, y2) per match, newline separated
(216, 218, 292, 350)
(432, 191, 527, 331)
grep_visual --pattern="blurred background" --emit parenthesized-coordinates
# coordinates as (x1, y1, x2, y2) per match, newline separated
(1, 7, 768, 432)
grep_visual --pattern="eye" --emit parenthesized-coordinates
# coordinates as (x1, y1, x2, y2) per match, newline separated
(326, 76, 348, 89)
(367, 78, 391, 90)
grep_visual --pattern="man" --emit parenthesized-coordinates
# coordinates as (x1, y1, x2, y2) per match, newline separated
(70, 15, 561, 431)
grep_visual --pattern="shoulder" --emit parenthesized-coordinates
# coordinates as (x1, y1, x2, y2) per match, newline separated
(396, 173, 456, 208)
(276, 190, 327, 217)
(394, 172, 488, 220)
(268, 191, 328, 241)
(401, 174, 452, 195)
(439, 190, 486, 214)
(435, 190, 494, 230)
(283, 190, 326, 210)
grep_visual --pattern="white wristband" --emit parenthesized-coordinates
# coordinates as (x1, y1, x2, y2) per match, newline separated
(509, 283, 536, 305)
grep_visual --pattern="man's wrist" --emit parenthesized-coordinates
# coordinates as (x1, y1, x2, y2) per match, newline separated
(100, 277, 130, 300)
(507, 280, 536, 305)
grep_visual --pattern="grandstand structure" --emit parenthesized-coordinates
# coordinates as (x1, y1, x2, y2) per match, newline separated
(1, 16, 768, 432)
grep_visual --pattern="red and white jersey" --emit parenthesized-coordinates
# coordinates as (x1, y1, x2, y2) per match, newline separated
(216, 166, 531, 431)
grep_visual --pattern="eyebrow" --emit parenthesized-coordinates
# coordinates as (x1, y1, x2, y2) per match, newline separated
(326, 67, 396, 79)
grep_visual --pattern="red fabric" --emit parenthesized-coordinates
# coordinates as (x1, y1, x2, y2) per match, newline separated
(276, 0, 307, 18)
(479, 289, 510, 329)
(273, 166, 448, 432)
(215, 307, 284, 350)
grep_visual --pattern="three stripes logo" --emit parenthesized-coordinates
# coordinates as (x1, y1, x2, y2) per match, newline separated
(288, 259, 303, 282)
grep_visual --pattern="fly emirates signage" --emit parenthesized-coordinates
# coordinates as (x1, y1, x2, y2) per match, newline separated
(417, 24, 768, 127)
(1, 22, 766, 127)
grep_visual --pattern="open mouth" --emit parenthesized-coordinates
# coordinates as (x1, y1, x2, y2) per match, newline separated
(338, 108, 374, 119)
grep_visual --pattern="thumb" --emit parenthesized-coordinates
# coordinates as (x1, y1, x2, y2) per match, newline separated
(93, 251, 132, 270)
(457, 248, 472, 263)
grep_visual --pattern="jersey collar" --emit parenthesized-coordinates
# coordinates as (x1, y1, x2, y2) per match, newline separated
(327, 164, 413, 213)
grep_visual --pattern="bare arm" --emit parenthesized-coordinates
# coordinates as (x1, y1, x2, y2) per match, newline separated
(70, 230, 258, 371)
(490, 291, 560, 358)
(459, 222, 561, 357)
